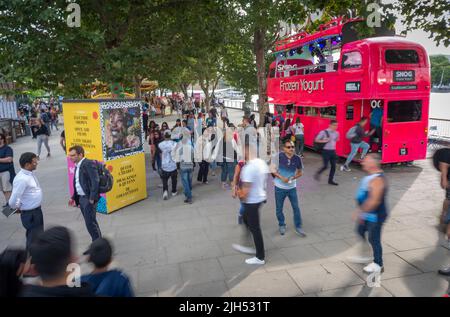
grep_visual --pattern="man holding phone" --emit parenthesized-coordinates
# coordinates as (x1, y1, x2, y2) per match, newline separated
(270, 139, 306, 237)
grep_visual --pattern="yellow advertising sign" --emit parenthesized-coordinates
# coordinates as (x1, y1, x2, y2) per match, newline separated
(63, 100, 147, 214)
(105, 153, 147, 212)
(62, 102, 103, 159)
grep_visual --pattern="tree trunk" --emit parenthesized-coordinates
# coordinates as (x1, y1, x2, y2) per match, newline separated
(134, 75, 142, 99)
(254, 28, 268, 127)
(200, 79, 210, 112)
(180, 83, 189, 99)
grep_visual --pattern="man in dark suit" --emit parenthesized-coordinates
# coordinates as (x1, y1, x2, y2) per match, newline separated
(68, 145, 102, 241)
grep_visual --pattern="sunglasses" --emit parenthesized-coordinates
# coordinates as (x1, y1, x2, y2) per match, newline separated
(285, 146, 294, 149)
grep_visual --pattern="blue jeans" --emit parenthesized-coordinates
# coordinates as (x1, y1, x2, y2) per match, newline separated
(345, 142, 370, 166)
(357, 221, 383, 266)
(274, 187, 302, 228)
(221, 161, 236, 183)
(210, 161, 217, 170)
(180, 168, 193, 199)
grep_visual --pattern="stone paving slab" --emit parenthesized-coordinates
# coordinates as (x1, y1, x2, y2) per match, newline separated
(381, 272, 449, 297)
(316, 285, 394, 297)
(227, 271, 302, 297)
(287, 262, 365, 294)
(395, 246, 450, 273)
(0, 109, 448, 297)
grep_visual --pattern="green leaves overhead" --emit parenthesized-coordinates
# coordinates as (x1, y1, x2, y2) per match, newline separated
(0, 0, 447, 100)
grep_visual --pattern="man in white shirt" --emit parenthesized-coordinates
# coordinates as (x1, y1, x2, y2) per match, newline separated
(236, 144, 269, 265)
(9, 152, 43, 250)
(159, 131, 178, 200)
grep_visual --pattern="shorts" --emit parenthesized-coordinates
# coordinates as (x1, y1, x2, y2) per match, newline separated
(0, 171, 12, 192)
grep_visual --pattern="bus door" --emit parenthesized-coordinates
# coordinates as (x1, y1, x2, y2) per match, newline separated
(382, 99, 428, 163)
(341, 100, 363, 157)
(364, 99, 383, 153)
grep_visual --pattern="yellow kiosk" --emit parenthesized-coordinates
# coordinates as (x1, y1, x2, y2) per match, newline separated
(63, 99, 147, 214)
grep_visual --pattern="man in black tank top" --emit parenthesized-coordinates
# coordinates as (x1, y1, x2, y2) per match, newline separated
(432, 148, 450, 276)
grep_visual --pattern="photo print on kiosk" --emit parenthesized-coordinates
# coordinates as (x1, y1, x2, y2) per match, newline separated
(100, 101, 144, 161)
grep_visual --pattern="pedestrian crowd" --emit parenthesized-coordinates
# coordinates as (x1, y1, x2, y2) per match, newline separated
(0, 97, 448, 297)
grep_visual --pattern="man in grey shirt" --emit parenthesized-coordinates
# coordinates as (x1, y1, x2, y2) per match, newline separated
(314, 120, 339, 186)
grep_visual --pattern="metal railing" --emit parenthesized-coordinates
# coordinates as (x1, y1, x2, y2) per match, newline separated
(428, 118, 450, 150)
(223, 99, 258, 112)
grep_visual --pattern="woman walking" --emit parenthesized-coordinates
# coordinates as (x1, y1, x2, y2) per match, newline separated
(292, 118, 305, 158)
(35, 119, 50, 159)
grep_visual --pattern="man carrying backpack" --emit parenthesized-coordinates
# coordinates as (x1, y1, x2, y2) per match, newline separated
(40, 109, 51, 136)
(314, 120, 339, 186)
(341, 117, 375, 172)
(67, 145, 102, 241)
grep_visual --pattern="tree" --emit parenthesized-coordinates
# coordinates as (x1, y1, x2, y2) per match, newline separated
(394, 0, 449, 47)
(431, 55, 450, 86)
(0, 0, 201, 98)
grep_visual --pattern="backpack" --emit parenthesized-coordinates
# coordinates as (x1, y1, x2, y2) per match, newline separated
(346, 125, 358, 140)
(95, 161, 114, 194)
(41, 112, 50, 123)
(313, 130, 330, 152)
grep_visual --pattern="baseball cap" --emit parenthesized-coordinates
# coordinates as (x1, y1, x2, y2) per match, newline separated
(164, 131, 172, 139)
(83, 238, 113, 268)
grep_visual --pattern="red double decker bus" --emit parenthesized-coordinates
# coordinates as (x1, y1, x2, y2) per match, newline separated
(267, 17, 431, 164)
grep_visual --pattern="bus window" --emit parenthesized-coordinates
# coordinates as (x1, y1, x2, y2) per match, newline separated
(297, 106, 304, 115)
(385, 50, 419, 64)
(319, 106, 336, 119)
(342, 51, 362, 69)
(275, 105, 284, 115)
(387, 100, 422, 122)
(346, 105, 354, 120)
(286, 104, 294, 114)
(304, 107, 318, 116)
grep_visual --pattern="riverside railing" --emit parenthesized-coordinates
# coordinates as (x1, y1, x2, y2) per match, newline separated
(428, 118, 450, 149)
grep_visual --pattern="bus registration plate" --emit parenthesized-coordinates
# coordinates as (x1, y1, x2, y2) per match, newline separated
(399, 148, 408, 156)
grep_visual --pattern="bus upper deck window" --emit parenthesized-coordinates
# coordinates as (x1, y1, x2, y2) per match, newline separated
(387, 100, 422, 122)
(385, 50, 419, 64)
(297, 106, 304, 115)
(342, 51, 362, 69)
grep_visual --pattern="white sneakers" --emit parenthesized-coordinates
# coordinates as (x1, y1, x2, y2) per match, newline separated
(172, 191, 178, 197)
(232, 244, 256, 255)
(340, 165, 351, 172)
(347, 255, 372, 264)
(245, 257, 265, 265)
(363, 262, 384, 274)
(163, 191, 168, 200)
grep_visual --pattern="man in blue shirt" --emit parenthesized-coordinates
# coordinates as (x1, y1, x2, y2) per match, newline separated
(0, 133, 14, 206)
(81, 238, 134, 297)
(270, 139, 306, 237)
(349, 154, 388, 275)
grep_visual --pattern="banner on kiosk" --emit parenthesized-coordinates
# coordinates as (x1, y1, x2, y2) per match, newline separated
(63, 100, 147, 214)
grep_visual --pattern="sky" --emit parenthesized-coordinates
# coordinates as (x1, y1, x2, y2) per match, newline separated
(402, 28, 450, 56)
(391, 0, 449, 56)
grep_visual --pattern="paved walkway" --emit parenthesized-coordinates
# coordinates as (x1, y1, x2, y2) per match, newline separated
(0, 109, 448, 297)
